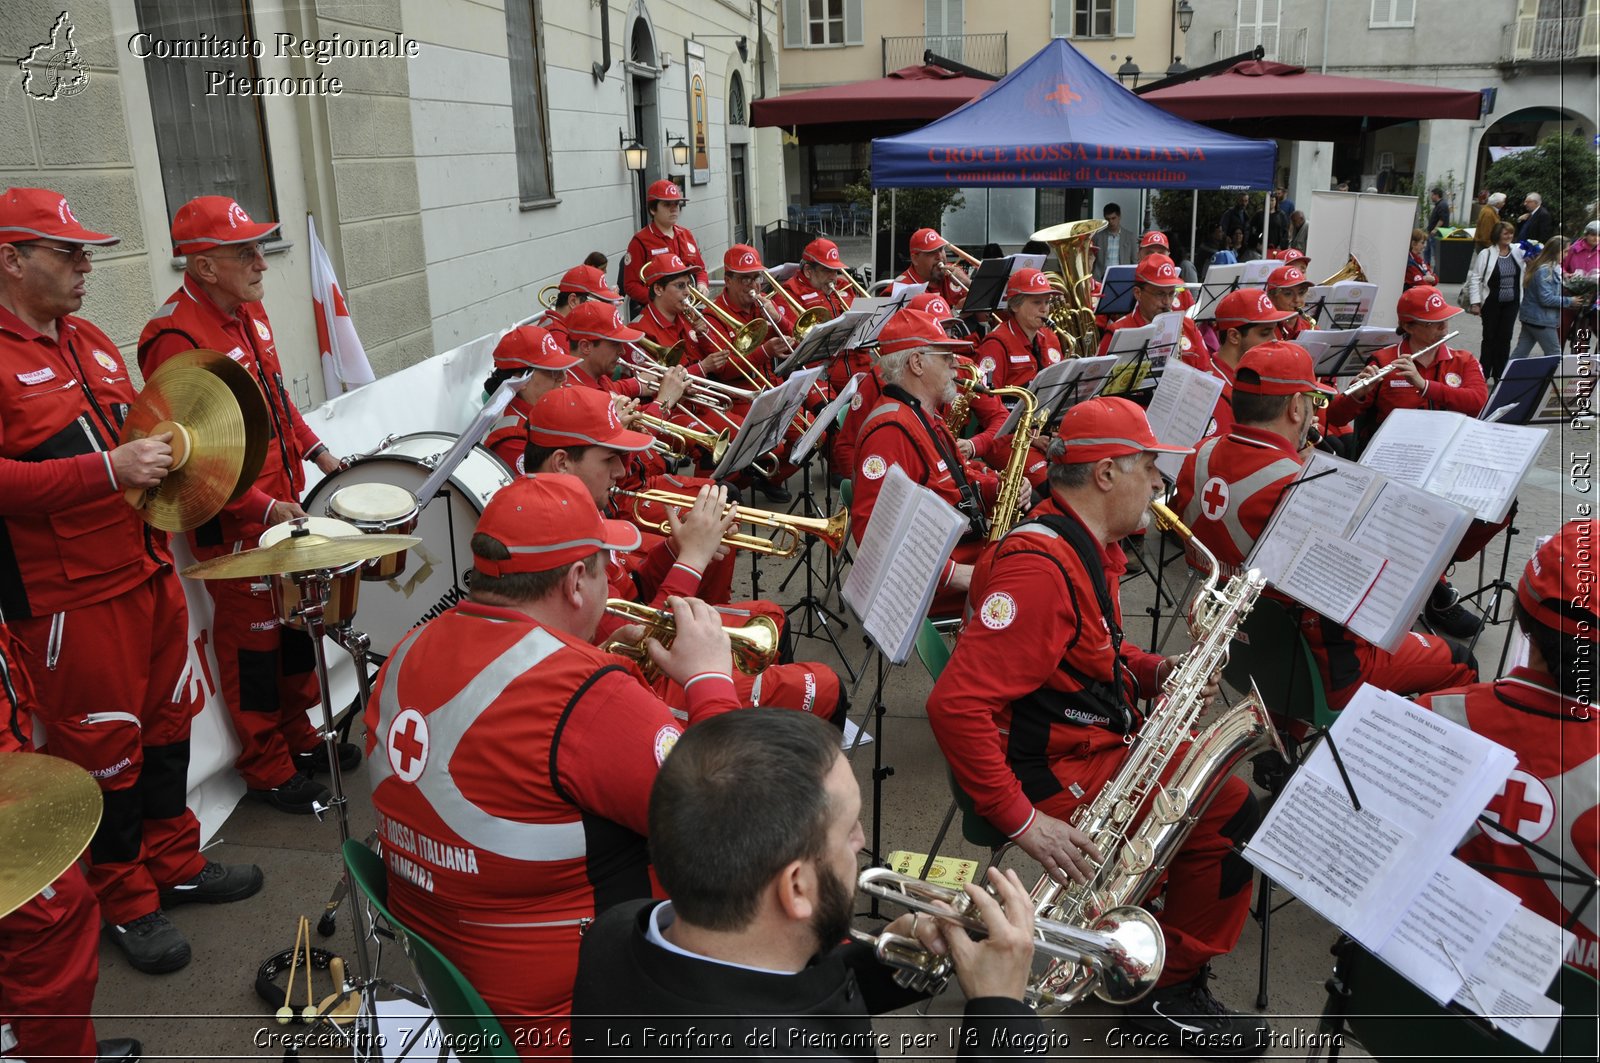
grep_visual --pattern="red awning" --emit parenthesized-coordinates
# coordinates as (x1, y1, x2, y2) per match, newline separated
(1140, 60, 1483, 140)
(749, 65, 992, 142)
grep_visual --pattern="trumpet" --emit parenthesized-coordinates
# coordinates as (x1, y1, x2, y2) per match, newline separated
(634, 336, 686, 367)
(1340, 330, 1459, 397)
(625, 356, 759, 413)
(632, 412, 729, 465)
(850, 867, 1163, 1006)
(610, 487, 847, 556)
(600, 599, 778, 681)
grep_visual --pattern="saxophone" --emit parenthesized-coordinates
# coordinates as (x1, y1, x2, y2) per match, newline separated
(1025, 500, 1284, 1011)
(983, 384, 1045, 542)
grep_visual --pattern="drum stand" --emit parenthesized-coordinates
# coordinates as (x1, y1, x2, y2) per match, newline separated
(313, 624, 378, 938)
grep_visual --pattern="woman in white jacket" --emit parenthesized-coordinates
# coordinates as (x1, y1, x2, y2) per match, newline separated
(1464, 221, 1525, 379)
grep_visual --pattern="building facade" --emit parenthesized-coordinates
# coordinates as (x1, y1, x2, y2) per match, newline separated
(1, 0, 784, 402)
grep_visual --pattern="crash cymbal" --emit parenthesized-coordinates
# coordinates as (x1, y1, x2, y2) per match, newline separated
(122, 349, 268, 532)
(0, 753, 102, 920)
(181, 532, 421, 581)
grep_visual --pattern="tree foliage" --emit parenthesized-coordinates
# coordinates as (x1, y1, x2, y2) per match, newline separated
(1151, 190, 1267, 250)
(843, 171, 965, 233)
(1482, 132, 1599, 239)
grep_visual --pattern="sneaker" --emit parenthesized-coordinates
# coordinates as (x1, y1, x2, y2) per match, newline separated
(160, 860, 265, 907)
(247, 771, 330, 814)
(293, 741, 363, 775)
(97, 1037, 142, 1061)
(1426, 581, 1483, 639)
(104, 911, 191, 974)
(1123, 966, 1268, 1058)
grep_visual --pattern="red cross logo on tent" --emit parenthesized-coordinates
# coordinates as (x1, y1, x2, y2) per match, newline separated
(1482, 769, 1555, 844)
(388, 708, 430, 783)
(1045, 83, 1082, 107)
(1200, 477, 1230, 521)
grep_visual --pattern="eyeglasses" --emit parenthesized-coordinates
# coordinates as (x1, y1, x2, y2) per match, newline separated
(22, 242, 93, 264)
(229, 243, 266, 263)
(1304, 391, 1330, 408)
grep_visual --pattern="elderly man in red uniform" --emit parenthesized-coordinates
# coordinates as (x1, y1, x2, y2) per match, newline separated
(1417, 520, 1599, 978)
(897, 227, 971, 305)
(366, 473, 737, 1058)
(540, 263, 619, 354)
(1098, 254, 1210, 368)
(927, 396, 1267, 1054)
(484, 324, 580, 474)
(0, 187, 261, 975)
(1265, 265, 1314, 341)
(851, 310, 998, 615)
(782, 238, 855, 322)
(138, 197, 353, 815)
(1170, 341, 1476, 709)
(622, 179, 708, 308)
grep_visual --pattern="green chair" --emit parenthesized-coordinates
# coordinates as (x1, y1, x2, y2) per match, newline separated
(1314, 937, 1599, 1061)
(343, 840, 519, 1061)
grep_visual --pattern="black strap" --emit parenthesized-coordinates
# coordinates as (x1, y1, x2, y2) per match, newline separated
(882, 383, 988, 537)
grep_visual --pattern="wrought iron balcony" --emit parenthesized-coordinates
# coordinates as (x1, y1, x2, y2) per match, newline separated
(1505, 14, 1599, 62)
(882, 32, 1007, 77)
(1212, 25, 1308, 67)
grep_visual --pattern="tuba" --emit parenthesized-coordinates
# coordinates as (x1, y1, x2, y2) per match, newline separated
(601, 599, 778, 681)
(1031, 219, 1107, 358)
(1318, 254, 1368, 286)
(1024, 501, 1284, 1012)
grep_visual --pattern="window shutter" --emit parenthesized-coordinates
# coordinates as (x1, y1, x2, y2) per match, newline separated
(1115, 0, 1136, 36)
(1050, 0, 1071, 37)
(1396, 0, 1416, 22)
(783, 0, 805, 48)
(845, 0, 864, 45)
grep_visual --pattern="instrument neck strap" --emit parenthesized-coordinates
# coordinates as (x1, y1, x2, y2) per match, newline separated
(884, 383, 986, 535)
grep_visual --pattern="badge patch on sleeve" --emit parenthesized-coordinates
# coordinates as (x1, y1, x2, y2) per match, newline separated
(979, 592, 1017, 630)
(861, 455, 888, 480)
(654, 725, 681, 765)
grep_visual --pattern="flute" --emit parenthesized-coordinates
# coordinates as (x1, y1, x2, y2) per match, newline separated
(1341, 330, 1460, 397)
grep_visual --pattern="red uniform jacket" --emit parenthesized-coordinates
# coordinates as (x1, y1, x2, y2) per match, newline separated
(1403, 256, 1437, 290)
(1171, 427, 1304, 575)
(138, 280, 322, 548)
(542, 309, 572, 354)
(896, 265, 965, 305)
(0, 306, 167, 618)
(1276, 313, 1310, 342)
(1421, 669, 1598, 978)
(973, 319, 1065, 391)
(926, 496, 1165, 836)
(622, 222, 708, 307)
(1326, 340, 1488, 428)
(2, 623, 35, 752)
(782, 272, 853, 322)
(486, 396, 536, 475)
(1097, 306, 1211, 369)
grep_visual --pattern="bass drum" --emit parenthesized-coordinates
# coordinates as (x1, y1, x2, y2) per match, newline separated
(303, 432, 514, 657)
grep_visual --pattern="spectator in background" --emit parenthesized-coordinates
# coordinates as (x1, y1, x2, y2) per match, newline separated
(1517, 192, 1556, 245)
(1465, 220, 1525, 379)
(1208, 225, 1238, 269)
(1233, 227, 1262, 263)
(1512, 237, 1580, 360)
(1404, 229, 1437, 289)
(1425, 187, 1451, 267)
(1475, 192, 1505, 250)
(1219, 193, 1251, 244)
(1561, 221, 1600, 349)
(1091, 202, 1136, 281)
(1287, 211, 1308, 253)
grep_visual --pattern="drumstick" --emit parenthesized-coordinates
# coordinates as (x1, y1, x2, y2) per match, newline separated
(276, 916, 306, 1023)
(302, 916, 318, 1021)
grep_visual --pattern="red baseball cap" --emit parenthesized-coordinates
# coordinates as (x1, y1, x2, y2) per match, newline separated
(0, 187, 119, 245)
(1214, 288, 1294, 329)
(640, 253, 696, 288)
(1397, 285, 1462, 323)
(723, 244, 764, 274)
(876, 309, 972, 356)
(802, 238, 845, 270)
(1275, 248, 1311, 267)
(1134, 254, 1182, 288)
(1267, 266, 1312, 291)
(171, 196, 280, 255)
(472, 474, 641, 577)
(1518, 519, 1600, 643)
(646, 179, 685, 205)
(1006, 268, 1054, 299)
(909, 228, 948, 254)
(1054, 396, 1191, 463)
(907, 292, 956, 322)
(494, 325, 580, 373)
(565, 300, 646, 343)
(1234, 341, 1336, 396)
(1139, 230, 1169, 249)
(558, 265, 619, 302)
(527, 386, 653, 452)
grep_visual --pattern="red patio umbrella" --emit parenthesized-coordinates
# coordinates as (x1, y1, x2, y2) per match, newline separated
(749, 64, 993, 144)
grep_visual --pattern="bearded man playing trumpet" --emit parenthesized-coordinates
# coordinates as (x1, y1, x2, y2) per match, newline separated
(898, 227, 972, 306)
(927, 398, 1269, 1056)
(783, 237, 858, 321)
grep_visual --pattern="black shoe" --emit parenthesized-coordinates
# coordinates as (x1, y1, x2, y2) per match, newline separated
(1426, 582, 1483, 639)
(160, 859, 265, 907)
(98, 1037, 142, 1061)
(1123, 967, 1268, 1058)
(247, 771, 330, 814)
(756, 478, 792, 503)
(294, 741, 362, 775)
(104, 911, 191, 974)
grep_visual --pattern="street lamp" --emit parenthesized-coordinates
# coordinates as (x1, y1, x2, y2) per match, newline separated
(1176, 0, 1195, 34)
(619, 130, 647, 172)
(1167, 55, 1188, 76)
(669, 134, 690, 169)
(1117, 58, 1141, 88)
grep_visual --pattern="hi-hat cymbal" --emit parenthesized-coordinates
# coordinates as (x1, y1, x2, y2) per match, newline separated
(122, 349, 269, 532)
(0, 753, 103, 920)
(182, 533, 421, 581)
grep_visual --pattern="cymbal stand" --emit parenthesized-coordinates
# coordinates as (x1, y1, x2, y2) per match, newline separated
(313, 623, 377, 938)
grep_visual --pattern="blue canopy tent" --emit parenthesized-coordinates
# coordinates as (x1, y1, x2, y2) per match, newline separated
(867, 38, 1278, 274)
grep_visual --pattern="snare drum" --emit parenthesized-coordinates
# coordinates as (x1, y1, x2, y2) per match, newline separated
(303, 432, 513, 656)
(326, 482, 420, 582)
(258, 517, 365, 630)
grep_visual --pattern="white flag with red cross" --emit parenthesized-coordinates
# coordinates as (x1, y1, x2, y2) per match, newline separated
(308, 215, 375, 396)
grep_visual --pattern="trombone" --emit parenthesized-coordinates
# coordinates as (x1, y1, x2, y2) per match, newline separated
(632, 412, 729, 465)
(759, 269, 832, 339)
(600, 599, 778, 681)
(536, 283, 562, 309)
(683, 288, 777, 397)
(610, 486, 847, 556)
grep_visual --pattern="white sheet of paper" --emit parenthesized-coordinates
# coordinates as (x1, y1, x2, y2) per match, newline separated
(1344, 482, 1470, 650)
(794, 372, 864, 463)
(1428, 419, 1548, 523)
(1376, 856, 1520, 1004)
(1462, 980, 1564, 1052)
(1461, 904, 1576, 1010)
(1144, 360, 1224, 480)
(1276, 530, 1386, 625)
(1249, 452, 1376, 585)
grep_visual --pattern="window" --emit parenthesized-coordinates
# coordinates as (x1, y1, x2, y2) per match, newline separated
(135, 0, 277, 233)
(782, 0, 863, 48)
(1078, 0, 1114, 37)
(1370, 0, 1416, 26)
(812, 0, 844, 44)
(728, 72, 747, 126)
(1050, 0, 1134, 39)
(926, 0, 964, 61)
(505, 0, 555, 205)
(1237, 0, 1282, 55)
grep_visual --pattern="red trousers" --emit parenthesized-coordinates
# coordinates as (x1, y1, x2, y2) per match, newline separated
(190, 545, 322, 790)
(0, 866, 98, 1063)
(1037, 740, 1258, 986)
(1305, 618, 1477, 711)
(12, 573, 205, 924)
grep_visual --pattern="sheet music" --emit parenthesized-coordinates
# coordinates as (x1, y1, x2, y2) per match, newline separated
(416, 373, 524, 504)
(1458, 982, 1563, 1052)
(775, 308, 872, 376)
(1276, 531, 1386, 626)
(793, 372, 865, 463)
(889, 281, 928, 299)
(993, 357, 1113, 439)
(1461, 905, 1576, 1010)
(1362, 409, 1548, 523)
(1299, 326, 1401, 377)
(1357, 408, 1450, 485)
(1248, 453, 1377, 584)
(842, 465, 908, 614)
(1144, 360, 1224, 480)
(1306, 281, 1379, 328)
(1146, 312, 1185, 370)
(709, 369, 819, 480)
(1376, 856, 1520, 1004)
(1345, 481, 1471, 650)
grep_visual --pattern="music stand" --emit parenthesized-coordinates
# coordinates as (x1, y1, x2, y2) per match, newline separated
(1095, 264, 1138, 319)
(959, 257, 1016, 320)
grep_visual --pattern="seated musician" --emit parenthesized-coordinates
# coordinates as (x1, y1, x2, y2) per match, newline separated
(622, 179, 707, 309)
(782, 238, 855, 321)
(1138, 231, 1194, 312)
(541, 263, 620, 353)
(1265, 266, 1313, 341)
(364, 473, 738, 1059)
(1193, 288, 1296, 439)
(522, 388, 846, 725)
(484, 324, 580, 473)
(572, 710, 1042, 1058)
(926, 396, 1267, 1054)
(1415, 520, 1599, 979)
(564, 299, 687, 414)
(974, 268, 1065, 390)
(898, 227, 971, 305)
(1170, 341, 1476, 711)
(633, 253, 748, 456)
(851, 309, 998, 615)
(1273, 248, 1310, 272)
(1097, 254, 1210, 367)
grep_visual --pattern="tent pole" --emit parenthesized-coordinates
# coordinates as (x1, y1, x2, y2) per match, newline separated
(871, 190, 880, 282)
(1189, 189, 1198, 270)
(1262, 191, 1272, 258)
(890, 189, 897, 285)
